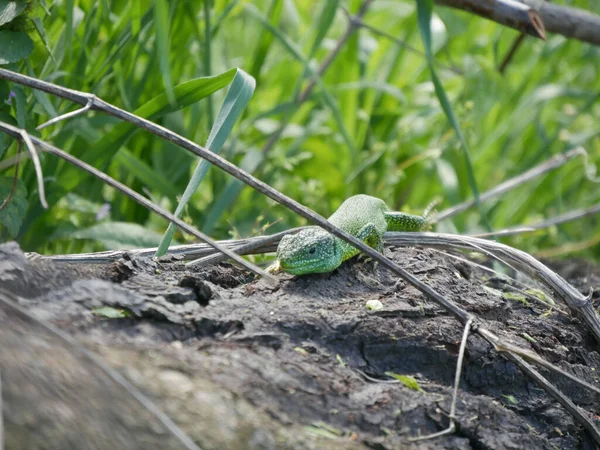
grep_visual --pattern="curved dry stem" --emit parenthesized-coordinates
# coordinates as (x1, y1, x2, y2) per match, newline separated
(385, 232, 600, 345)
(36, 97, 95, 131)
(432, 249, 568, 316)
(16, 129, 47, 209)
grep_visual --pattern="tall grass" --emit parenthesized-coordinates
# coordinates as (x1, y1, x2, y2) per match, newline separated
(1, 0, 599, 259)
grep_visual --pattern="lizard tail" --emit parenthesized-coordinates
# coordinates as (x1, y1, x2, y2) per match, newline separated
(385, 199, 441, 231)
(384, 211, 430, 232)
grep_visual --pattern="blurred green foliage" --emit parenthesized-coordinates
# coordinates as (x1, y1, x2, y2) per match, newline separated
(0, 0, 598, 259)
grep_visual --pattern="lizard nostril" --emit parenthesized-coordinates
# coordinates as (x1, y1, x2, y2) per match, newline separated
(309, 247, 316, 255)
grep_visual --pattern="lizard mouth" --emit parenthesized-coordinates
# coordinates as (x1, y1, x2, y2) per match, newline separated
(279, 258, 333, 275)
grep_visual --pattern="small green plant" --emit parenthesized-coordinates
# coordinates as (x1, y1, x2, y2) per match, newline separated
(385, 371, 423, 392)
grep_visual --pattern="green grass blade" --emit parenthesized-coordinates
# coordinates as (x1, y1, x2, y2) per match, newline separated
(202, 0, 214, 126)
(65, 0, 74, 63)
(115, 148, 180, 198)
(153, 0, 175, 104)
(249, 0, 284, 81)
(132, 0, 142, 37)
(155, 68, 256, 256)
(308, 0, 338, 58)
(415, 0, 488, 229)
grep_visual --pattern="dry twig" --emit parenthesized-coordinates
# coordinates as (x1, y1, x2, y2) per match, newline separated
(436, 147, 589, 222)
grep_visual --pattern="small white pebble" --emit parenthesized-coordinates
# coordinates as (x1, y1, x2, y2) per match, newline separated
(366, 300, 383, 311)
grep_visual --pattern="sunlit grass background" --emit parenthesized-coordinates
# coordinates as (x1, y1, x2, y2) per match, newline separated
(1, 0, 599, 260)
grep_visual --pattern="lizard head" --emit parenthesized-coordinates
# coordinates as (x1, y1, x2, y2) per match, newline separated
(276, 227, 340, 275)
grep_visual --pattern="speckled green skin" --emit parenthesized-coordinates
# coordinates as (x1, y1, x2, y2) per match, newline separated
(276, 194, 429, 275)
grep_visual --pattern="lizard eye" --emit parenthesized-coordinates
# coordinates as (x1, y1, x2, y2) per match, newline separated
(308, 247, 316, 255)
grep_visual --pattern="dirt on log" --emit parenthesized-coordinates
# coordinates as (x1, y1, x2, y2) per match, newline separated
(1, 241, 599, 449)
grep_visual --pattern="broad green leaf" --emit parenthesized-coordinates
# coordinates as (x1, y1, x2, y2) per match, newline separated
(0, 0, 26, 26)
(0, 175, 27, 238)
(154, 0, 175, 104)
(87, 68, 237, 170)
(156, 68, 256, 256)
(72, 221, 177, 250)
(0, 31, 33, 64)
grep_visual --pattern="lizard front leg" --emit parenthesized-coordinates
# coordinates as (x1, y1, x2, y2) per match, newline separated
(356, 223, 384, 253)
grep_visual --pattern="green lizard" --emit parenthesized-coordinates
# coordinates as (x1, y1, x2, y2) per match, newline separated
(272, 194, 433, 275)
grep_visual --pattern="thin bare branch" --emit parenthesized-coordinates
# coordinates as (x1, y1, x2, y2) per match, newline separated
(0, 123, 277, 285)
(499, 33, 526, 73)
(439, 0, 600, 47)
(186, 227, 306, 267)
(437, 147, 588, 221)
(437, 0, 545, 39)
(433, 249, 569, 316)
(473, 202, 600, 238)
(36, 97, 95, 131)
(480, 328, 600, 396)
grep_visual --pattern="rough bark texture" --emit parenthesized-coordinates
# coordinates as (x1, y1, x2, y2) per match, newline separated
(1, 241, 599, 449)
(437, 0, 600, 46)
